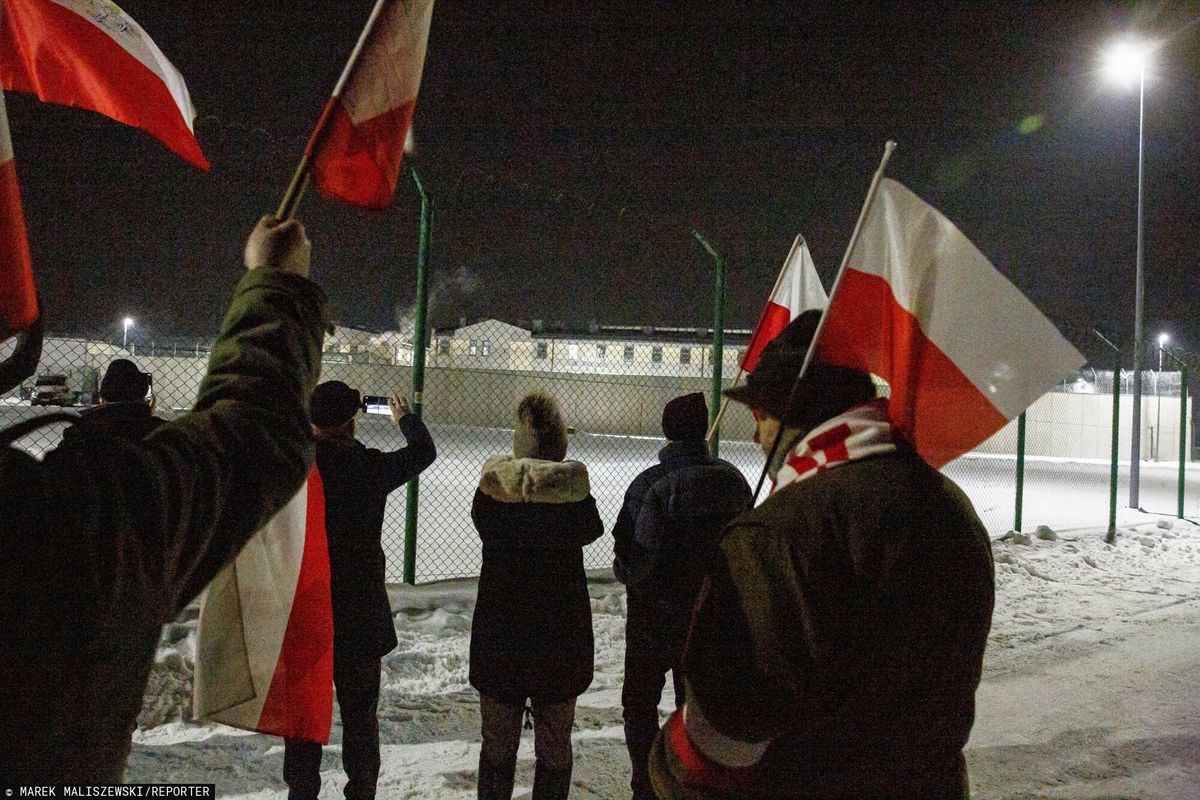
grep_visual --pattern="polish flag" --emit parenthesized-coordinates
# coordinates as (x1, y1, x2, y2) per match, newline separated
(193, 466, 334, 742)
(0, 85, 35, 337)
(740, 235, 827, 373)
(311, 0, 433, 208)
(0, 0, 208, 169)
(815, 178, 1085, 468)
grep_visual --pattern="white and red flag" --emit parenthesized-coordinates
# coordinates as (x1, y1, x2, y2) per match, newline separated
(740, 235, 827, 373)
(193, 466, 334, 741)
(0, 84, 35, 337)
(310, 0, 433, 208)
(0, 0, 208, 169)
(815, 178, 1085, 468)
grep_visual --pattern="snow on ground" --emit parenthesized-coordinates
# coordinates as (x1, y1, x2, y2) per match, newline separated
(125, 510, 1200, 799)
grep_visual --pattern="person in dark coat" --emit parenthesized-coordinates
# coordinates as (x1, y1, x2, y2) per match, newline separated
(61, 358, 164, 445)
(612, 391, 751, 800)
(648, 310, 996, 800)
(283, 380, 436, 800)
(0, 214, 327, 781)
(470, 392, 604, 800)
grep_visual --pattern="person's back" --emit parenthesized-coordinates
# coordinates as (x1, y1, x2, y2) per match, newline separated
(0, 215, 326, 781)
(615, 392, 752, 800)
(682, 449, 993, 797)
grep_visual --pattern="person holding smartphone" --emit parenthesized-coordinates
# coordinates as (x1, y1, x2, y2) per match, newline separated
(61, 357, 164, 445)
(283, 381, 437, 800)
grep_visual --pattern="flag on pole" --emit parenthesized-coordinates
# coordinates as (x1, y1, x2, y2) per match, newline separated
(193, 466, 334, 741)
(0, 84, 35, 337)
(310, 0, 433, 208)
(815, 178, 1085, 468)
(0, 0, 209, 169)
(740, 235, 828, 373)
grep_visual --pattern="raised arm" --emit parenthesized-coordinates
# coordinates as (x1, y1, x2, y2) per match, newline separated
(368, 392, 437, 494)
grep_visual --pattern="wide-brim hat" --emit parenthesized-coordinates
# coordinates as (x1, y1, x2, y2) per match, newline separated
(725, 310, 874, 425)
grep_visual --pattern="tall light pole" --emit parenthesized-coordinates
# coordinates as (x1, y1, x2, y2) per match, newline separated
(122, 316, 134, 352)
(1156, 332, 1169, 461)
(1104, 40, 1151, 506)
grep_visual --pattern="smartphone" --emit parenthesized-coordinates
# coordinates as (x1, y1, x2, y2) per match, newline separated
(361, 394, 391, 415)
(144, 374, 154, 402)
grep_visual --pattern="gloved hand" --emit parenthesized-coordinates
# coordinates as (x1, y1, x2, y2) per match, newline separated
(244, 215, 311, 276)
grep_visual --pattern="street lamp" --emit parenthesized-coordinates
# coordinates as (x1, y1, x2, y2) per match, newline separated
(1104, 39, 1152, 505)
(123, 316, 134, 351)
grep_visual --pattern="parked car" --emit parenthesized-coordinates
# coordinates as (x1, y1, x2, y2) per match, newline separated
(31, 373, 75, 407)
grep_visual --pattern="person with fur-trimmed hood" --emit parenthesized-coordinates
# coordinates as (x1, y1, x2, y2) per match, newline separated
(613, 391, 752, 800)
(649, 310, 995, 800)
(470, 392, 604, 800)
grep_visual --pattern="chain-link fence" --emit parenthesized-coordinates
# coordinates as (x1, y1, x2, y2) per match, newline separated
(4, 330, 1195, 582)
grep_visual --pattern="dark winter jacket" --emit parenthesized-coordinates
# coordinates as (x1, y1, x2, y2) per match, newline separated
(62, 401, 165, 444)
(469, 456, 604, 705)
(650, 449, 995, 800)
(317, 414, 436, 658)
(0, 270, 327, 782)
(612, 439, 751, 655)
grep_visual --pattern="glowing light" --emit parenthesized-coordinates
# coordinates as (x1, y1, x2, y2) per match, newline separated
(1158, 333, 1169, 347)
(1104, 41, 1151, 88)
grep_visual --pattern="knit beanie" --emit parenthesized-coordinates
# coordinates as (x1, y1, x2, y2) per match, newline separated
(310, 380, 361, 428)
(661, 392, 708, 441)
(512, 392, 568, 461)
(100, 358, 150, 403)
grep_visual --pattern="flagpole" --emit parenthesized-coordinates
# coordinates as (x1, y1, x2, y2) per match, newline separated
(751, 141, 897, 501)
(276, 0, 391, 220)
(706, 233, 806, 445)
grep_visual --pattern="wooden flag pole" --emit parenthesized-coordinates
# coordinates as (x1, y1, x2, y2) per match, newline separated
(752, 141, 897, 502)
(276, 0, 391, 220)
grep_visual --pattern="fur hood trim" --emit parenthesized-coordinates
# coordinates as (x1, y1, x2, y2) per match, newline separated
(479, 455, 591, 503)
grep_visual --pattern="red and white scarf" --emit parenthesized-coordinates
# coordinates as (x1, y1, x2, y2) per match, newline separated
(773, 399, 897, 493)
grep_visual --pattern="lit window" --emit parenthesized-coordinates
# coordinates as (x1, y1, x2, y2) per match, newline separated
(482, 340, 491, 356)
(568, 344, 580, 361)
(437, 337, 450, 354)
(651, 346, 663, 363)
(596, 345, 606, 361)
(680, 347, 691, 365)
(624, 345, 634, 361)
(536, 342, 548, 360)
(469, 340, 478, 356)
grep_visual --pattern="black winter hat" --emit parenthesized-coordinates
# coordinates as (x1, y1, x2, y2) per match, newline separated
(310, 380, 361, 428)
(100, 358, 150, 403)
(724, 310, 876, 426)
(661, 392, 708, 441)
(512, 392, 568, 461)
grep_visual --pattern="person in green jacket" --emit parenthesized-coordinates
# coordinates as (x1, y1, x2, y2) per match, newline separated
(649, 310, 995, 800)
(0, 214, 329, 782)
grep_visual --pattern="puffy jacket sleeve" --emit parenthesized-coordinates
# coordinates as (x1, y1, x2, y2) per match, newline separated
(647, 520, 796, 797)
(41, 270, 328, 618)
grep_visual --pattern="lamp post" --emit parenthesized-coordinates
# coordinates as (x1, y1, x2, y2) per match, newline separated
(1156, 332, 1169, 461)
(1104, 40, 1151, 506)
(122, 317, 134, 352)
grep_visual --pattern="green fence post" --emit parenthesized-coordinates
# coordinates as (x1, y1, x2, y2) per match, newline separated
(1178, 364, 1187, 519)
(1014, 411, 1026, 532)
(403, 169, 432, 585)
(693, 230, 725, 458)
(1094, 330, 1121, 543)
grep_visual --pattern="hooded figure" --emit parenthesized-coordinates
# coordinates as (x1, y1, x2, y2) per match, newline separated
(612, 391, 751, 800)
(650, 310, 995, 800)
(470, 392, 604, 800)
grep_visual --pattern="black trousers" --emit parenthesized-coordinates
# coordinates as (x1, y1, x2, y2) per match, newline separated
(622, 635, 685, 800)
(477, 693, 576, 800)
(284, 656, 382, 800)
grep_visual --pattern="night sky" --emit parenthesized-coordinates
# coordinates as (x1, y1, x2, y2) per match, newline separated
(6, 1, 1200, 364)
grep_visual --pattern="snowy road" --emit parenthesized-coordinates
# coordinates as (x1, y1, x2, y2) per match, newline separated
(125, 512, 1200, 798)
